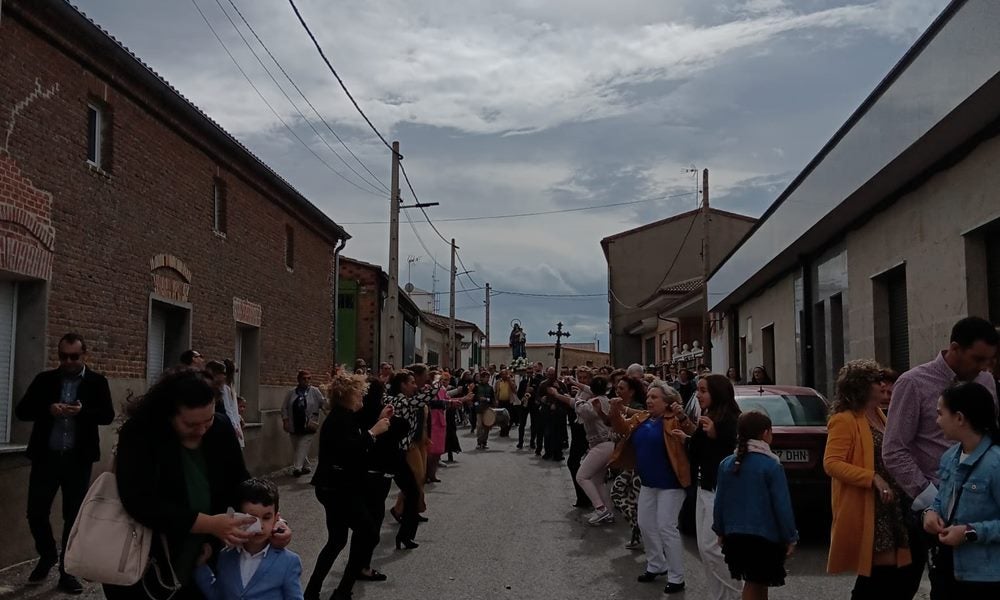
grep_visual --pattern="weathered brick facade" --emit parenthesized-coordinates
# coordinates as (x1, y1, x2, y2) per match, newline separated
(0, 1, 344, 383)
(0, 0, 349, 567)
(338, 256, 386, 367)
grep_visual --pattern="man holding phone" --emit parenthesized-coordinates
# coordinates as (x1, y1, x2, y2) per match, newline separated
(16, 333, 114, 593)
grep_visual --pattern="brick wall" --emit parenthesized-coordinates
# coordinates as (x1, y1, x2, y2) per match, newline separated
(339, 258, 382, 367)
(0, 4, 339, 386)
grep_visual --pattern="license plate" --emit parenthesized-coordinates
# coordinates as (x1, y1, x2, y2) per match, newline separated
(775, 449, 809, 463)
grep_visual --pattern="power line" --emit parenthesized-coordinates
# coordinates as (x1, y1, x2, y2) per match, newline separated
(224, 0, 390, 193)
(189, 0, 384, 198)
(493, 290, 606, 298)
(609, 196, 702, 310)
(287, 0, 393, 151)
(339, 191, 696, 224)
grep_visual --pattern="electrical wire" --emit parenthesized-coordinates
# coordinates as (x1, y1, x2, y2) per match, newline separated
(189, 0, 384, 198)
(339, 191, 696, 224)
(287, 0, 393, 151)
(609, 198, 702, 310)
(224, 0, 390, 193)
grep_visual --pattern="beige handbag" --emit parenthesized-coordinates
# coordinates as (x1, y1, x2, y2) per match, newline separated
(64, 471, 180, 596)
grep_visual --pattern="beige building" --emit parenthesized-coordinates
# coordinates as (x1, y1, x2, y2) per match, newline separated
(602, 208, 755, 368)
(708, 0, 1000, 399)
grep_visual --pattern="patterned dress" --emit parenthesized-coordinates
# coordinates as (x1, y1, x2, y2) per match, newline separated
(870, 425, 909, 554)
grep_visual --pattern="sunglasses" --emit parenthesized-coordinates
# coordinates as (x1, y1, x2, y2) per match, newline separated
(59, 352, 81, 361)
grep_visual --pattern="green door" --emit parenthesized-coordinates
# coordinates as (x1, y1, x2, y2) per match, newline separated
(337, 279, 358, 367)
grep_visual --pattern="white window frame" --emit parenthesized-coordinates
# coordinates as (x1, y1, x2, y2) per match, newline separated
(87, 103, 102, 168)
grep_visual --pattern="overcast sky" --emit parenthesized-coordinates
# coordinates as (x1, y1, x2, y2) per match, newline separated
(74, 0, 946, 352)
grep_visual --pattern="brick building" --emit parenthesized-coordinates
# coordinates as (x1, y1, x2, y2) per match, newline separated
(0, 0, 349, 567)
(336, 256, 420, 369)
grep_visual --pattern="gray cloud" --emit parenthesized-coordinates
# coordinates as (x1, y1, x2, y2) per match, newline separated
(74, 0, 947, 352)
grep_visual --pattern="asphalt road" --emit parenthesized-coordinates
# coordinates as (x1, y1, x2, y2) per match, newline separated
(1, 425, 931, 600)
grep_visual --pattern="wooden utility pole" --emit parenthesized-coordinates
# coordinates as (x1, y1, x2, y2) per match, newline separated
(484, 283, 491, 367)
(385, 140, 401, 367)
(548, 322, 571, 374)
(448, 239, 458, 369)
(701, 168, 711, 367)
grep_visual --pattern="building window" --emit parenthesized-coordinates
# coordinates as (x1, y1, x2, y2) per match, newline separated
(874, 265, 909, 373)
(987, 234, 1000, 325)
(644, 336, 655, 367)
(86, 104, 103, 167)
(284, 225, 294, 270)
(147, 299, 191, 385)
(213, 179, 228, 235)
(761, 323, 775, 385)
(235, 325, 261, 422)
(0, 282, 17, 444)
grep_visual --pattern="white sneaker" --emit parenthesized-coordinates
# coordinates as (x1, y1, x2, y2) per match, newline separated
(588, 508, 614, 525)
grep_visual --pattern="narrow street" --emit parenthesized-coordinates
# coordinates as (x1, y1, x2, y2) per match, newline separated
(3, 425, 926, 600)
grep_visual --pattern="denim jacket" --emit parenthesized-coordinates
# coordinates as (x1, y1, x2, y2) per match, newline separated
(931, 437, 1000, 582)
(713, 453, 799, 545)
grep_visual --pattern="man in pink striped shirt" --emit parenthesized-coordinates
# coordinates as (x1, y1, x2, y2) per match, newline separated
(883, 316, 999, 599)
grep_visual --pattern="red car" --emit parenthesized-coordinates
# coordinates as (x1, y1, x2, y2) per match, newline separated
(734, 384, 832, 531)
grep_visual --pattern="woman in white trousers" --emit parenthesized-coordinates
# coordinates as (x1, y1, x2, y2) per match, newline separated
(610, 381, 693, 595)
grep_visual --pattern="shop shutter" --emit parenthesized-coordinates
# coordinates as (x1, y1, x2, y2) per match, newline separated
(987, 235, 1000, 326)
(887, 268, 910, 372)
(0, 283, 16, 443)
(146, 306, 166, 385)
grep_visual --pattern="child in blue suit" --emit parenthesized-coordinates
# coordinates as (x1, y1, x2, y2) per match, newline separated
(195, 478, 304, 600)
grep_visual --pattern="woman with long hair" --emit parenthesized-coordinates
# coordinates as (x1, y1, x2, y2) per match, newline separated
(714, 411, 798, 600)
(749, 366, 773, 386)
(574, 375, 615, 524)
(386, 370, 429, 549)
(610, 375, 647, 550)
(824, 360, 910, 598)
(610, 380, 692, 594)
(305, 375, 392, 600)
(676, 374, 742, 600)
(104, 368, 291, 600)
(923, 382, 1000, 597)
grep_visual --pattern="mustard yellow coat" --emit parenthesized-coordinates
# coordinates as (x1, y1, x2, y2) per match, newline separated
(823, 409, 911, 576)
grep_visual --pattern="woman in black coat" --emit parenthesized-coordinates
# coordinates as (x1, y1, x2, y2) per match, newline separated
(105, 368, 291, 600)
(305, 375, 392, 600)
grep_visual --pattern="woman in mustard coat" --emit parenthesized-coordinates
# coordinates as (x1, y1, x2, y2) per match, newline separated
(823, 359, 910, 598)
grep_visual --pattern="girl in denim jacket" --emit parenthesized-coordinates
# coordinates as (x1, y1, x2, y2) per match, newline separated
(923, 382, 1000, 597)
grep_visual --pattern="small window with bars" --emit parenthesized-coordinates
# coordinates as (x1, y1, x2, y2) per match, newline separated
(285, 225, 294, 270)
(213, 178, 228, 235)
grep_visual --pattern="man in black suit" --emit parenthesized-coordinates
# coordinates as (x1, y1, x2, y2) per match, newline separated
(16, 333, 114, 594)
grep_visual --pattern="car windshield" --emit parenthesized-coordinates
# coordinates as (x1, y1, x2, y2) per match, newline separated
(736, 394, 828, 426)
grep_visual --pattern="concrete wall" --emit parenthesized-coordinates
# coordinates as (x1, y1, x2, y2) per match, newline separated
(846, 134, 1000, 366)
(736, 273, 797, 385)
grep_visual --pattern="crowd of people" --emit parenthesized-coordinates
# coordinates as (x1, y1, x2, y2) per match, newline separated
(12, 315, 1000, 600)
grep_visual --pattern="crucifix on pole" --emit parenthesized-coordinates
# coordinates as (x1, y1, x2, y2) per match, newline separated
(548, 322, 571, 374)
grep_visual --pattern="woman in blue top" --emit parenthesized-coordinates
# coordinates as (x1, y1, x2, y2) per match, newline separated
(922, 382, 1000, 598)
(713, 411, 798, 600)
(610, 380, 692, 595)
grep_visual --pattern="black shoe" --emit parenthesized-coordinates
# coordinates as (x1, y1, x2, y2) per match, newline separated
(553, 455, 565, 461)
(541, 454, 552, 460)
(292, 469, 303, 477)
(417, 515, 429, 523)
(28, 558, 56, 584)
(301, 466, 312, 475)
(516, 443, 523, 449)
(389, 508, 402, 523)
(58, 573, 84, 594)
(395, 538, 419, 550)
(637, 571, 662, 583)
(356, 568, 388, 582)
(663, 582, 686, 594)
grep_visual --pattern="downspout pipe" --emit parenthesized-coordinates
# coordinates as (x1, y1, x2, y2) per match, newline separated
(332, 236, 347, 369)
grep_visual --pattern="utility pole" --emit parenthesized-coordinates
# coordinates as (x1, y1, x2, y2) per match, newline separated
(548, 322, 571, 374)
(484, 283, 491, 368)
(448, 239, 458, 369)
(701, 168, 711, 367)
(385, 140, 401, 368)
